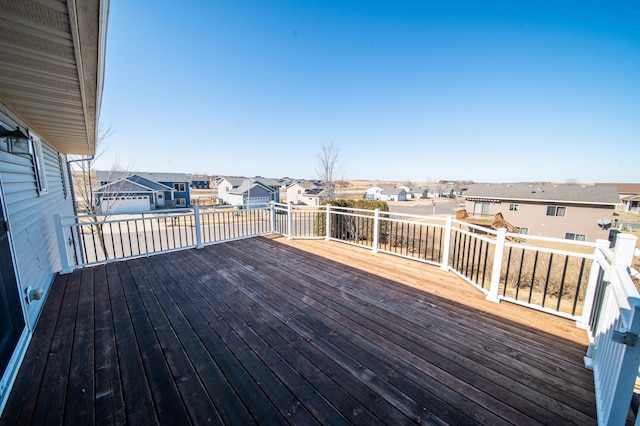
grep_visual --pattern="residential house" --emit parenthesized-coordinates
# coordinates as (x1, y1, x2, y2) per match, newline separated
(92, 175, 176, 213)
(364, 185, 407, 202)
(96, 171, 192, 208)
(190, 174, 216, 189)
(595, 183, 640, 214)
(0, 1, 107, 411)
(286, 181, 329, 206)
(463, 184, 620, 241)
(398, 185, 428, 199)
(217, 177, 281, 206)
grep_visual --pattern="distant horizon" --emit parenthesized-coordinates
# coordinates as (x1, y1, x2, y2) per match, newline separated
(88, 168, 631, 187)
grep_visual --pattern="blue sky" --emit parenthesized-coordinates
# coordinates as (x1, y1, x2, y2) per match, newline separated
(98, 1, 640, 183)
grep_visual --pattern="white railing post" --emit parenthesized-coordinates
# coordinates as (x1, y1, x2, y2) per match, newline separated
(486, 227, 507, 303)
(325, 204, 331, 241)
(53, 214, 74, 274)
(287, 202, 293, 240)
(372, 208, 380, 253)
(193, 205, 203, 249)
(612, 233, 637, 268)
(270, 202, 276, 234)
(580, 239, 611, 331)
(440, 216, 453, 271)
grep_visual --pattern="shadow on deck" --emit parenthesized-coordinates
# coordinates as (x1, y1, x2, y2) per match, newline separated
(0, 236, 596, 425)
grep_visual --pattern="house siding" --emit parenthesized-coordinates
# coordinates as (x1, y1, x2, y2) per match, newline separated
(0, 141, 74, 328)
(163, 181, 190, 205)
(465, 199, 613, 241)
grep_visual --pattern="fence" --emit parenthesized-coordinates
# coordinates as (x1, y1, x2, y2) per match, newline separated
(55, 205, 273, 271)
(55, 202, 640, 425)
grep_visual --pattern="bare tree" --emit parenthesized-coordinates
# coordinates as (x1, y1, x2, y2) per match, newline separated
(315, 141, 341, 199)
(69, 124, 132, 259)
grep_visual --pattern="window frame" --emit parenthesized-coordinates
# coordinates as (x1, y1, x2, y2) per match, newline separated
(546, 205, 566, 217)
(565, 232, 586, 242)
(509, 203, 519, 212)
(173, 182, 186, 192)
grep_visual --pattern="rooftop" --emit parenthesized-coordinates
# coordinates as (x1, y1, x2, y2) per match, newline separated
(464, 183, 621, 205)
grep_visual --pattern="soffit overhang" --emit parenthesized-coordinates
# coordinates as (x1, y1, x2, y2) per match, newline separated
(0, 0, 109, 155)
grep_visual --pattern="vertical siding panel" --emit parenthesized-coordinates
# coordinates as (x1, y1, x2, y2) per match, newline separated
(0, 142, 75, 328)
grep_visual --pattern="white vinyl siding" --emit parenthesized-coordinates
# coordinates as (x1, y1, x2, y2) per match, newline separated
(0, 140, 74, 327)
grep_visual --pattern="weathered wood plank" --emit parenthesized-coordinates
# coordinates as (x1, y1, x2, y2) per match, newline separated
(105, 262, 159, 425)
(114, 261, 191, 424)
(93, 264, 126, 424)
(138, 256, 255, 425)
(64, 267, 96, 424)
(0, 274, 67, 426)
(30, 268, 81, 424)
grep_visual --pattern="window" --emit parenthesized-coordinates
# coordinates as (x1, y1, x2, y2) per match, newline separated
(546, 205, 566, 217)
(517, 227, 529, 235)
(473, 201, 490, 215)
(173, 183, 186, 192)
(565, 233, 586, 242)
(509, 203, 519, 212)
(175, 198, 186, 206)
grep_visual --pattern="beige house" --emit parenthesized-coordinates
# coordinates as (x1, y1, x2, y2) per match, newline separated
(463, 184, 620, 241)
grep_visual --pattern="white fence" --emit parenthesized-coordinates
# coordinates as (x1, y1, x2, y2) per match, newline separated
(54, 202, 640, 425)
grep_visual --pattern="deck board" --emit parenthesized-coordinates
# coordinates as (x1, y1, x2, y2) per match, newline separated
(0, 236, 596, 425)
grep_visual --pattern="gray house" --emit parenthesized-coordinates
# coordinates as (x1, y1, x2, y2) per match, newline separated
(93, 175, 176, 213)
(96, 171, 192, 207)
(0, 2, 107, 411)
(217, 177, 282, 206)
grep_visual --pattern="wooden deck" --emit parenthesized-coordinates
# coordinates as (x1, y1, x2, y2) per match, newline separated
(1, 236, 596, 425)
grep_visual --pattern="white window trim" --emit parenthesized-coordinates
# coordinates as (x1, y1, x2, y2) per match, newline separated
(59, 153, 69, 199)
(32, 138, 48, 194)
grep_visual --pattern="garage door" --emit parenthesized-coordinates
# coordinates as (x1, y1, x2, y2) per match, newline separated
(101, 196, 150, 214)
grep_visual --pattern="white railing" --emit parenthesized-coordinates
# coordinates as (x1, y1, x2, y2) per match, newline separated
(55, 205, 272, 271)
(55, 202, 640, 424)
(318, 204, 600, 320)
(583, 234, 640, 425)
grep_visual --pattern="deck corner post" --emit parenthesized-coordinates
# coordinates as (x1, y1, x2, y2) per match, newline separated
(54, 213, 74, 274)
(325, 204, 331, 241)
(372, 208, 380, 253)
(612, 233, 637, 268)
(440, 215, 453, 271)
(193, 205, 203, 249)
(287, 202, 293, 240)
(486, 227, 507, 303)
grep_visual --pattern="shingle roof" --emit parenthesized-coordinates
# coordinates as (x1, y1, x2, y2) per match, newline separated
(379, 186, 406, 195)
(228, 180, 275, 195)
(464, 184, 620, 205)
(595, 183, 640, 194)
